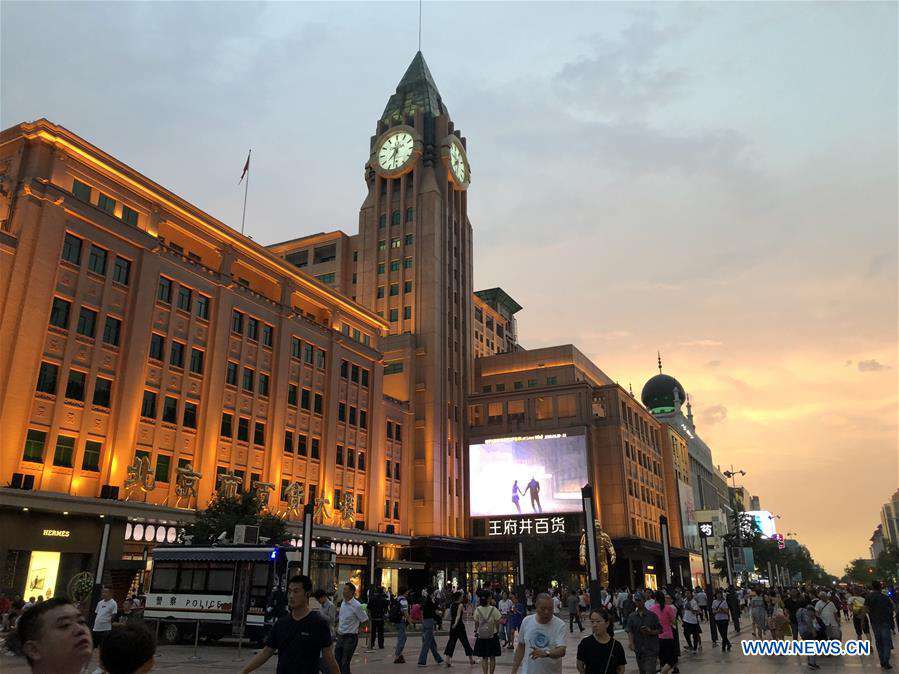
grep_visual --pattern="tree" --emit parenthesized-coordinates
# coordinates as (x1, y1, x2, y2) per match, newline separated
(876, 544, 899, 584)
(183, 490, 287, 545)
(844, 558, 879, 584)
(522, 536, 576, 592)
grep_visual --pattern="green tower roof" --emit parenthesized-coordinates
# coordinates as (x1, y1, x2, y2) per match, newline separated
(381, 51, 446, 123)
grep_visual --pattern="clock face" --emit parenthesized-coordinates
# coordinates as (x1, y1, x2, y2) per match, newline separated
(449, 143, 466, 183)
(378, 132, 415, 171)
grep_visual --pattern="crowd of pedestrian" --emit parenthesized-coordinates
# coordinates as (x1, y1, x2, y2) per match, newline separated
(3, 578, 899, 673)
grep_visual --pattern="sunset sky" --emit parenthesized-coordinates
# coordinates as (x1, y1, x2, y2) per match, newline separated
(3, 1, 896, 575)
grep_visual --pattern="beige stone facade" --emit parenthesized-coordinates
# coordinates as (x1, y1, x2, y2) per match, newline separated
(0, 119, 416, 538)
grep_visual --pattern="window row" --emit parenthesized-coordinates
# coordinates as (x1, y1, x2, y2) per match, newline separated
(22, 429, 103, 471)
(62, 232, 133, 285)
(156, 276, 211, 320)
(339, 360, 370, 387)
(385, 421, 403, 442)
(378, 306, 412, 323)
(149, 334, 205, 374)
(376, 281, 413, 298)
(335, 445, 366, 471)
(385, 459, 401, 481)
(339, 324, 372, 347)
(481, 377, 554, 393)
(71, 179, 139, 226)
(376, 258, 413, 274)
(384, 499, 400, 520)
(225, 362, 270, 397)
(289, 338, 327, 368)
(469, 395, 578, 426)
(282, 430, 321, 459)
(285, 384, 322, 414)
(336, 402, 368, 429)
(220, 413, 268, 446)
(333, 488, 364, 514)
(35, 362, 112, 407)
(230, 309, 273, 346)
(377, 208, 415, 228)
(141, 390, 199, 429)
(50, 297, 122, 346)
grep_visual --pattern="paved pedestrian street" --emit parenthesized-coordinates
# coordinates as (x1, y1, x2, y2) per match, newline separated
(0, 621, 889, 673)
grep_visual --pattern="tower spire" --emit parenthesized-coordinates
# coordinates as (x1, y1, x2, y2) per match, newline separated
(657, 351, 663, 374)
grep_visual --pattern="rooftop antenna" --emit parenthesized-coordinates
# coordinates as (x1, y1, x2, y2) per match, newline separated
(418, 0, 422, 51)
(657, 351, 663, 374)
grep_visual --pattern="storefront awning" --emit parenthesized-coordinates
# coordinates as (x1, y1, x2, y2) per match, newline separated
(151, 546, 278, 562)
(380, 560, 426, 570)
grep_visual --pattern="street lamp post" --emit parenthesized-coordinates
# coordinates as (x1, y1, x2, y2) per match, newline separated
(723, 467, 747, 585)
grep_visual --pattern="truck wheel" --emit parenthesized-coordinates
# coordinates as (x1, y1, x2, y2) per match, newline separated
(162, 623, 180, 644)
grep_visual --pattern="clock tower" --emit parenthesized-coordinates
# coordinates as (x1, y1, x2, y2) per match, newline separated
(355, 52, 472, 538)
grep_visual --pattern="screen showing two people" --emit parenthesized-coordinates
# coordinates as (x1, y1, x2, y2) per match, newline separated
(469, 432, 588, 517)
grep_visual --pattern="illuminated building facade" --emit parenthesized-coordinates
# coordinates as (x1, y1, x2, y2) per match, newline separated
(468, 345, 691, 589)
(0, 118, 417, 597)
(472, 288, 521, 358)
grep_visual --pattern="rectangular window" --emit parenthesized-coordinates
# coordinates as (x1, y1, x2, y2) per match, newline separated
(247, 317, 259, 341)
(358, 452, 366, 471)
(262, 324, 273, 347)
(377, 262, 385, 275)
(88, 245, 108, 275)
(53, 435, 75, 467)
(62, 233, 83, 265)
(237, 417, 249, 442)
(242, 368, 254, 392)
(76, 307, 97, 338)
(49, 297, 71, 329)
(527, 379, 538, 388)
(390, 260, 400, 272)
(65, 370, 86, 401)
(389, 283, 399, 296)
(338, 402, 346, 422)
(291, 338, 301, 359)
(121, 204, 139, 226)
(169, 341, 185, 368)
(155, 454, 172, 482)
(111, 256, 131, 285)
(226, 361, 238, 386)
(359, 409, 367, 429)
(356, 495, 363, 514)
(360, 369, 369, 387)
(351, 364, 360, 383)
(557, 394, 577, 418)
(36, 362, 59, 395)
(221, 413, 233, 438)
(316, 349, 326, 369)
(97, 193, 116, 214)
(403, 281, 413, 294)
(336, 445, 344, 465)
(297, 434, 307, 456)
(92, 376, 112, 408)
(376, 286, 385, 299)
(258, 373, 270, 397)
(162, 396, 178, 423)
(183, 402, 197, 429)
(286, 249, 308, 268)
(346, 448, 355, 469)
(141, 390, 157, 418)
(385, 500, 391, 518)
(254, 422, 265, 446)
(404, 233, 414, 245)
(403, 306, 411, 320)
(311, 437, 320, 459)
(313, 393, 323, 415)
(157, 277, 172, 303)
(403, 257, 413, 269)
(148, 333, 165, 361)
(82, 440, 102, 471)
(393, 501, 399, 519)
(340, 360, 348, 378)
(391, 237, 401, 249)
(189, 348, 204, 375)
(23, 429, 46, 463)
(288, 384, 298, 407)
(378, 240, 386, 251)
(301, 388, 311, 410)
(72, 179, 91, 202)
(487, 402, 503, 424)
(349, 406, 357, 425)
(536, 397, 553, 420)
(315, 272, 335, 284)
(313, 244, 336, 263)
(102, 316, 121, 346)
(177, 286, 192, 312)
(231, 310, 244, 334)
(547, 376, 558, 385)
(195, 294, 210, 320)
(303, 344, 314, 365)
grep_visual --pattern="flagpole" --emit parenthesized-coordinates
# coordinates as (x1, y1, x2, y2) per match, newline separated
(240, 149, 251, 235)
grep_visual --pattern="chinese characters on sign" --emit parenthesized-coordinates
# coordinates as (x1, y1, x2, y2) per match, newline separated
(488, 516, 566, 536)
(698, 522, 714, 539)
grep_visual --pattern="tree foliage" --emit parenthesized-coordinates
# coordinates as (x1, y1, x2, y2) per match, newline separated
(183, 491, 287, 545)
(522, 535, 577, 592)
(843, 544, 899, 584)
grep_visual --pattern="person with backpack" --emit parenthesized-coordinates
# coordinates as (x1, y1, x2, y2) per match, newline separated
(366, 586, 388, 651)
(390, 588, 410, 664)
(796, 600, 821, 670)
(444, 591, 477, 667)
(474, 591, 502, 674)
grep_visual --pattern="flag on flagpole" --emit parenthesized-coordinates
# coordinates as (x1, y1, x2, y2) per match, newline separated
(239, 150, 251, 184)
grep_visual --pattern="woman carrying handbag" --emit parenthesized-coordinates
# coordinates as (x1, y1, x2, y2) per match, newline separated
(576, 607, 627, 674)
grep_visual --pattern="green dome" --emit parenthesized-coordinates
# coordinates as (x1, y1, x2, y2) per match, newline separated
(641, 374, 686, 414)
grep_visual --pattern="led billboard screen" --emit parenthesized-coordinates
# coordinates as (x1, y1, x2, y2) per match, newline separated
(469, 431, 588, 517)
(744, 510, 778, 539)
